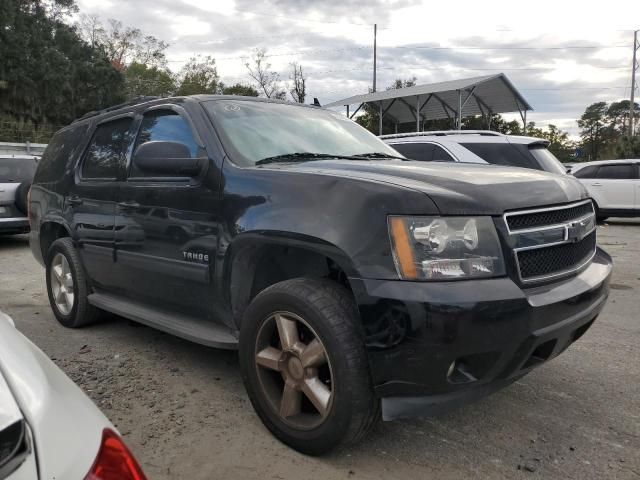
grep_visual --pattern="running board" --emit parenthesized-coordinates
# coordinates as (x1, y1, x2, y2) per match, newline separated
(88, 292, 238, 350)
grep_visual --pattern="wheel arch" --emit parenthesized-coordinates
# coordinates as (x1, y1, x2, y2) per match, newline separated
(39, 220, 72, 262)
(223, 232, 359, 328)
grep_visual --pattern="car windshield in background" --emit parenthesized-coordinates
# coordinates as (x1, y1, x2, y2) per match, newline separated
(204, 100, 402, 166)
(0, 157, 37, 182)
(528, 145, 567, 175)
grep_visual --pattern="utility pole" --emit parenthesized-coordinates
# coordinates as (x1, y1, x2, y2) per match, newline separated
(372, 24, 377, 93)
(630, 30, 638, 137)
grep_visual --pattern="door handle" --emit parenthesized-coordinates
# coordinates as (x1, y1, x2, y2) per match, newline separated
(117, 201, 140, 210)
(67, 195, 83, 205)
(591, 183, 603, 186)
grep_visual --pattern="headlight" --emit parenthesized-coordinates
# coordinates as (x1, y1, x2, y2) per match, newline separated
(388, 216, 505, 280)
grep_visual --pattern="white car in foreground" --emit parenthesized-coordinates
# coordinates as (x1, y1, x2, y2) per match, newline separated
(571, 159, 640, 220)
(0, 311, 146, 480)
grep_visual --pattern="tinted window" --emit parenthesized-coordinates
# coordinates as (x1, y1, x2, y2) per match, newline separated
(391, 143, 435, 162)
(528, 145, 566, 175)
(460, 143, 537, 169)
(82, 118, 133, 179)
(432, 145, 455, 162)
(130, 110, 199, 177)
(0, 157, 38, 183)
(596, 164, 633, 179)
(572, 165, 599, 178)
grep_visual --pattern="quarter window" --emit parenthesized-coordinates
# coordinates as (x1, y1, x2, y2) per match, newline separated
(82, 118, 133, 179)
(432, 145, 455, 162)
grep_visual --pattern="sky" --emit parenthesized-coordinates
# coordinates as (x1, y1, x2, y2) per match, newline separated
(75, 0, 640, 138)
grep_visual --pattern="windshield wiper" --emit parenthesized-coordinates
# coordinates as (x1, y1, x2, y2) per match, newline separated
(356, 152, 407, 160)
(256, 152, 369, 165)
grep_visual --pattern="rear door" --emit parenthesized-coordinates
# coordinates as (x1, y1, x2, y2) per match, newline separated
(70, 115, 135, 290)
(589, 164, 635, 211)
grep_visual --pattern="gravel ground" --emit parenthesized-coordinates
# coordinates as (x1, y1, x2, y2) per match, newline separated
(0, 220, 638, 480)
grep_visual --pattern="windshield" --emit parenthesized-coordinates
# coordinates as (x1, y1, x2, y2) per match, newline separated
(528, 145, 567, 175)
(0, 157, 38, 183)
(204, 100, 401, 166)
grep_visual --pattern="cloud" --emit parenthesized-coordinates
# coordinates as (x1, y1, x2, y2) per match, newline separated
(75, 0, 638, 136)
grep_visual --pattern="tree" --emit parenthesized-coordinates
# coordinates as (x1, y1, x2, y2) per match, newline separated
(176, 55, 220, 95)
(124, 62, 175, 98)
(245, 48, 285, 99)
(76, 16, 169, 71)
(221, 83, 259, 97)
(289, 62, 306, 103)
(0, 0, 124, 134)
(577, 102, 611, 161)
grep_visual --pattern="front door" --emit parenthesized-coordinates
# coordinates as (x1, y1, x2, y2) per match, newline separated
(113, 107, 221, 319)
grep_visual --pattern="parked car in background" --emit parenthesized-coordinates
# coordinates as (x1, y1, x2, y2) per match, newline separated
(0, 311, 147, 480)
(29, 96, 611, 455)
(381, 131, 567, 175)
(0, 155, 38, 235)
(571, 159, 640, 220)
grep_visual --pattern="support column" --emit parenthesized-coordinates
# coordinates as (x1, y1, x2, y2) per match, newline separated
(346, 105, 349, 117)
(523, 109, 527, 134)
(378, 101, 383, 135)
(457, 90, 462, 130)
(416, 95, 420, 132)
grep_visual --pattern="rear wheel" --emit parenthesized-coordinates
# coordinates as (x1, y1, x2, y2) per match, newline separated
(45, 237, 101, 328)
(239, 278, 379, 455)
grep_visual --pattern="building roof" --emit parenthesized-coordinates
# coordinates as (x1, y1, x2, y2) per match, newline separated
(324, 74, 532, 124)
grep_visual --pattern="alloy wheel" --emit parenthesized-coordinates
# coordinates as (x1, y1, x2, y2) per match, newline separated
(254, 311, 334, 430)
(50, 253, 75, 316)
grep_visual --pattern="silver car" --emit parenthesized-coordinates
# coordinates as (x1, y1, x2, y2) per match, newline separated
(0, 155, 38, 235)
(0, 311, 147, 480)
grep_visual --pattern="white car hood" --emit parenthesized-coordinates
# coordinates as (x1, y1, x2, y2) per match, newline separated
(0, 312, 112, 480)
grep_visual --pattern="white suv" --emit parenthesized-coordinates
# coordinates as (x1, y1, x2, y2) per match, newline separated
(571, 160, 640, 220)
(381, 131, 567, 175)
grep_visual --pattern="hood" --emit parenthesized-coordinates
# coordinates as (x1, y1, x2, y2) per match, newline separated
(265, 160, 588, 215)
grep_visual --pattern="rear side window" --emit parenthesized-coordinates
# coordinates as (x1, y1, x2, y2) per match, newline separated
(595, 164, 633, 179)
(572, 165, 599, 178)
(390, 143, 435, 162)
(460, 143, 537, 169)
(82, 118, 133, 179)
(528, 145, 566, 175)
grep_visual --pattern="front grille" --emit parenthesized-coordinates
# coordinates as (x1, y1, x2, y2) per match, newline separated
(504, 200, 597, 283)
(506, 201, 594, 231)
(517, 232, 596, 280)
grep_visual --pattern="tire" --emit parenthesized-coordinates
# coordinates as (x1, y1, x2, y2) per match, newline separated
(45, 237, 101, 328)
(14, 182, 30, 215)
(239, 278, 379, 455)
(593, 203, 608, 223)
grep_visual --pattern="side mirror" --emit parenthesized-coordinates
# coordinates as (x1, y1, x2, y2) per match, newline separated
(132, 141, 204, 177)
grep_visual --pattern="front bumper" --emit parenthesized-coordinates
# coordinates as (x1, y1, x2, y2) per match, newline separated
(0, 217, 29, 234)
(350, 247, 612, 420)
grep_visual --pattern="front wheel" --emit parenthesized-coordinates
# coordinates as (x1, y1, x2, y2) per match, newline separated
(239, 278, 379, 455)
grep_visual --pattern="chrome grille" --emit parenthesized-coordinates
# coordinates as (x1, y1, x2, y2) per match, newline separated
(504, 200, 597, 283)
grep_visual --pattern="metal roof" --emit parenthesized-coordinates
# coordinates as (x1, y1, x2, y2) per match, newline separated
(324, 74, 532, 125)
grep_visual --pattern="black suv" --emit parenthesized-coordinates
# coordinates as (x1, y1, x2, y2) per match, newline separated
(29, 96, 612, 454)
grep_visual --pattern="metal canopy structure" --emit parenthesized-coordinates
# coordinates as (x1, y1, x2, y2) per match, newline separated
(324, 74, 533, 135)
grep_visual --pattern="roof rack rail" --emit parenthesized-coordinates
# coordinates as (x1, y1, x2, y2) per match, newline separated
(73, 96, 161, 123)
(379, 130, 504, 140)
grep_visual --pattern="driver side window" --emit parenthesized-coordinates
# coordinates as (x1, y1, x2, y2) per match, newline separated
(130, 110, 199, 177)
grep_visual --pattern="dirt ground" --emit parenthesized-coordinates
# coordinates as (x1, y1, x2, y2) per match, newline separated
(0, 220, 638, 480)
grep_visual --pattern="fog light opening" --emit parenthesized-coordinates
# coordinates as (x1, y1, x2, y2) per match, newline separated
(446, 360, 478, 384)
